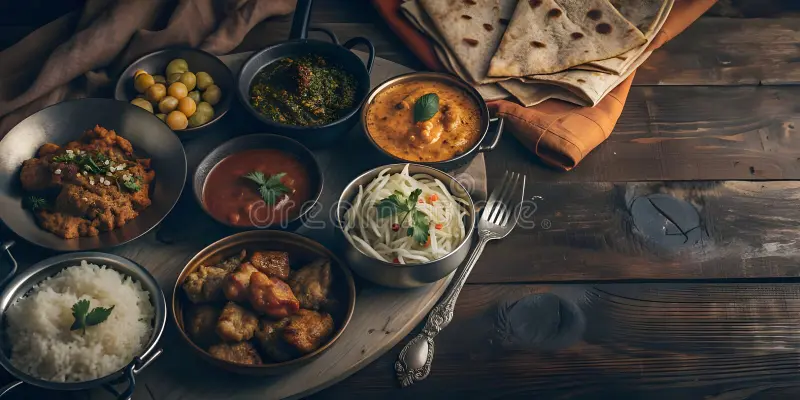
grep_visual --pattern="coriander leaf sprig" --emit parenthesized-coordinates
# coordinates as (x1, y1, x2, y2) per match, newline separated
(243, 171, 291, 206)
(375, 188, 430, 244)
(70, 299, 114, 335)
(24, 196, 48, 211)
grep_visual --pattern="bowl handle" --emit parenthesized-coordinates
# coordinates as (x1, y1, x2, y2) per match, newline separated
(478, 117, 505, 153)
(289, 0, 314, 40)
(0, 241, 18, 289)
(308, 27, 339, 44)
(102, 348, 163, 400)
(343, 37, 376, 74)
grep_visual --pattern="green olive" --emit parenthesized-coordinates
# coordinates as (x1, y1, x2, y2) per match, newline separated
(202, 85, 221, 105)
(167, 73, 183, 85)
(189, 101, 215, 127)
(134, 73, 155, 93)
(158, 96, 179, 114)
(195, 72, 214, 90)
(179, 71, 197, 91)
(145, 83, 167, 103)
(187, 90, 201, 104)
(153, 75, 166, 84)
(188, 111, 212, 127)
(165, 59, 189, 77)
(130, 98, 154, 113)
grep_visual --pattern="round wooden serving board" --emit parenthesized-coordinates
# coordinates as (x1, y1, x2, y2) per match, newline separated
(1, 52, 486, 399)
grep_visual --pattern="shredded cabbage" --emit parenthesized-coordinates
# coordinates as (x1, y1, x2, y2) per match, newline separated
(343, 165, 468, 264)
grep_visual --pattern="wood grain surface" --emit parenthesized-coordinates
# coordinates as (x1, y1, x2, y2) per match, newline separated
(316, 283, 800, 399)
(473, 180, 800, 283)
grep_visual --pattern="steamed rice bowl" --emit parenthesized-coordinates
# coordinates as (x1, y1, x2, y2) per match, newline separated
(5, 261, 154, 382)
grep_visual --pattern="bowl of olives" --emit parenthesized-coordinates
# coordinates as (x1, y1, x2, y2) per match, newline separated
(115, 48, 233, 134)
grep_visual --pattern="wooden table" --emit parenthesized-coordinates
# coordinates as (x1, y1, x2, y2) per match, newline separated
(4, 1, 800, 398)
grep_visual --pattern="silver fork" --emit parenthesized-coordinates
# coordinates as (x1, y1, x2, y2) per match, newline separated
(395, 171, 526, 387)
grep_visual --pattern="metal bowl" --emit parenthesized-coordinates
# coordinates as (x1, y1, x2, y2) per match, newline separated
(0, 241, 167, 399)
(193, 134, 323, 230)
(335, 164, 476, 288)
(235, 0, 374, 148)
(360, 72, 504, 170)
(0, 98, 187, 252)
(114, 47, 234, 135)
(172, 230, 356, 375)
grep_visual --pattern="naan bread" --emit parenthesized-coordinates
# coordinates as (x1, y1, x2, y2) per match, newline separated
(418, 0, 517, 85)
(498, 79, 590, 107)
(401, 0, 511, 101)
(521, 0, 673, 105)
(573, 0, 670, 74)
(488, 0, 646, 77)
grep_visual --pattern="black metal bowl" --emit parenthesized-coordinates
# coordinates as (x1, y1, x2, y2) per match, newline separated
(0, 98, 187, 251)
(235, 0, 375, 148)
(193, 134, 323, 230)
(114, 47, 234, 136)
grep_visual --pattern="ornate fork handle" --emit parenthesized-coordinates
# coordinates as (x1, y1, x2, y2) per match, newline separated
(395, 233, 493, 387)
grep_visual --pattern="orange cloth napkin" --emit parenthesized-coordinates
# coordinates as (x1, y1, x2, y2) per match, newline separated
(372, 0, 717, 170)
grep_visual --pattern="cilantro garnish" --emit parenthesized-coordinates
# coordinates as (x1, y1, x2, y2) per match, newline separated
(243, 171, 291, 205)
(53, 151, 111, 175)
(70, 299, 114, 335)
(24, 196, 48, 211)
(122, 175, 142, 192)
(375, 188, 430, 244)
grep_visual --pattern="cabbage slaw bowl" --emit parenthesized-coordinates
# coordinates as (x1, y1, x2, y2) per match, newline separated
(335, 164, 476, 288)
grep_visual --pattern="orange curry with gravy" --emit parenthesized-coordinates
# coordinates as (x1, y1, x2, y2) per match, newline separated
(365, 79, 482, 162)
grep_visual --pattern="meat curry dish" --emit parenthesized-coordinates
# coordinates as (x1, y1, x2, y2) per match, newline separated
(19, 125, 155, 239)
(182, 249, 341, 365)
(365, 79, 482, 162)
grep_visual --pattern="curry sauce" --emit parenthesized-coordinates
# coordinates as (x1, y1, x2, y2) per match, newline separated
(365, 79, 481, 162)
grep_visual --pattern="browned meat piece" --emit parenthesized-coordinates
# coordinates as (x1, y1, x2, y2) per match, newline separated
(19, 125, 156, 240)
(289, 258, 332, 310)
(216, 250, 247, 273)
(186, 305, 221, 347)
(207, 342, 262, 365)
(223, 262, 259, 303)
(254, 318, 297, 362)
(37, 143, 61, 157)
(36, 211, 93, 239)
(249, 251, 290, 280)
(182, 266, 228, 303)
(283, 309, 334, 354)
(216, 301, 259, 342)
(84, 125, 134, 155)
(19, 158, 55, 192)
(249, 271, 300, 319)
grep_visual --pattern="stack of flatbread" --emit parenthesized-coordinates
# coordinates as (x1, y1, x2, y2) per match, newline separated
(401, 0, 673, 107)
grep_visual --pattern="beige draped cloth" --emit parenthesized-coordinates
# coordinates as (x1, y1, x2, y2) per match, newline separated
(0, 0, 297, 138)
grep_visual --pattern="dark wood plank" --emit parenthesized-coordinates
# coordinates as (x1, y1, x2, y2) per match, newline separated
(635, 17, 800, 86)
(316, 282, 800, 399)
(489, 85, 800, 182)
(468, 180, 800, 283)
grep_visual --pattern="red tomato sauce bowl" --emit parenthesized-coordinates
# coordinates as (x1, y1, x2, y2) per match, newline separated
(193, 134, 322, 229)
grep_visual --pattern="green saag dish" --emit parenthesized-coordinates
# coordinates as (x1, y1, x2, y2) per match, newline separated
(249, 55, 357, 126)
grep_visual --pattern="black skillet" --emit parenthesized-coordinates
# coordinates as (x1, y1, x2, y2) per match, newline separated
(236, 0, 375, 148)
(0, 99, 186, 251)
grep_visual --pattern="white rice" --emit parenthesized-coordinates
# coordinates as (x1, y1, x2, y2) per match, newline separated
(5, 261, 154, 383)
